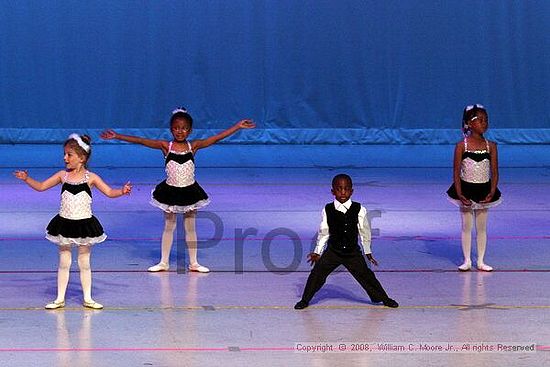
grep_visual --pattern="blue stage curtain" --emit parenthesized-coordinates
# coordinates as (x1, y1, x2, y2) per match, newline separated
(0, 1, 548, 143)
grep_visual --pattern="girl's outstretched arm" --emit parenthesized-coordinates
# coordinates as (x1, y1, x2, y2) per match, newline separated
(192, 119, 255, 152)
(88, 172, 132, 198)
(101, 129, 168, 151)
(13, 170, 64, 192)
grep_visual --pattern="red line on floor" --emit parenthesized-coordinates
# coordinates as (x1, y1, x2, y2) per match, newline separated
(1, 269, 549, 274)
(0, 347, 293, 352)
(1, 235, 549, 242)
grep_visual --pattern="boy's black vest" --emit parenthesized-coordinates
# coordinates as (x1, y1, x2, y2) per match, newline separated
(325, 201, 361, 254)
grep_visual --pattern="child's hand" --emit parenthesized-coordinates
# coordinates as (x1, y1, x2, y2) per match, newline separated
(480, 192, 494, 203)
(236, 119, 256, 129)
(458, 195, 472, 206)
(100, 129, 118, 140)
(366, 254, 378, 266)
(306, 253, 320, 266)
(13, 170, 28, 181)
(122, 181, 132, 195)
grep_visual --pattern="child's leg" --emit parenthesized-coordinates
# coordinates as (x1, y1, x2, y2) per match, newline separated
(343, 254, 390, 303)
(77, 245, 93, 302)
(54, 246, 72, 302)
(160, 212, 177, 264)
(78, 245, 103, 309)
(148, 212, 176, 271)
(474, 209, 492, 271)
(299, 249, 341, 304)
(185, 211, 209, 272)
(459, 208, 474, 270)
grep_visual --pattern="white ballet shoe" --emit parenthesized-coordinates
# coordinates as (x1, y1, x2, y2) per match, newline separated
(188, 263, 210, 273)
(458, 261, 472, 271)
(83, 300, 104, 310)
(477, 263, 493, 272)
(45, 300, 65, 310)
(148, 262, 169, 272)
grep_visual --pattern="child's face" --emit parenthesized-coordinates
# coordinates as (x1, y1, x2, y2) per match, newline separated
(468, 112, 488, 134)
(170, 118, 192, 142)
(331, 178, 353, 203)
(63, 146, 85, 170)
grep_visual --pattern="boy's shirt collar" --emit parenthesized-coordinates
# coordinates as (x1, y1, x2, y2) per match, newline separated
(333, 199, 352, 212)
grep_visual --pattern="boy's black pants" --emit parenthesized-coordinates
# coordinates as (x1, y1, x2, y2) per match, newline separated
(300, 247, 389, 303)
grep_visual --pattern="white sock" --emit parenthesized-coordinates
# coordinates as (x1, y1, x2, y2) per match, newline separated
(55, 247, 72, 302)
(460, 209, 473, 264)
(159, 213, 177, 264)
(475, 209, 489, 265)
(78, 246, 93, 302)
(184, 211, 199, 265)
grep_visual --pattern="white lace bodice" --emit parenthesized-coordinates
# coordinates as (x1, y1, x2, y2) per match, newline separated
(59, 172, 93, 220)
(165, 142, 196, 187)
(460, 139, 491, 184)
(461, 158, 491, 183)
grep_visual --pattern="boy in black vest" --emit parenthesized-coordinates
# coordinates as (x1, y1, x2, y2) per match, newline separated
(294, 174, 398, 309)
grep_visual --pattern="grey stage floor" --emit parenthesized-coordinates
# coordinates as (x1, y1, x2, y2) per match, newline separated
(0, 144, 549, 366)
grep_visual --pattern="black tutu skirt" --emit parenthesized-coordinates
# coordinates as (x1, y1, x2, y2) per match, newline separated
(446, 180, 502, 210)
(46, 214, 106, 246)
(150, 180, 210, 213)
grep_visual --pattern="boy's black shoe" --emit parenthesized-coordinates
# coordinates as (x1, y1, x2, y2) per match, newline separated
(383, 298, 399, 308)
(294, 300, 309, 310)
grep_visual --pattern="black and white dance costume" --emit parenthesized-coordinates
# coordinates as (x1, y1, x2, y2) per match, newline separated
(447, 138, 502, 210)
(46, 171, 106, 246)
(150, 141, 210, 213)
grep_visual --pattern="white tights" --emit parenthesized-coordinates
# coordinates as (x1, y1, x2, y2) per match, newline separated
(55, 245, 94, 303)
(159, 211, 199, 266)
(460, 208, 489, 265)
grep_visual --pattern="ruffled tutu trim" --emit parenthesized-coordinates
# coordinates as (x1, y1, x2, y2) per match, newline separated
(46, 233, 107, 247)
(150, 197, 210, 213)
(446, 196, 503, 210)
